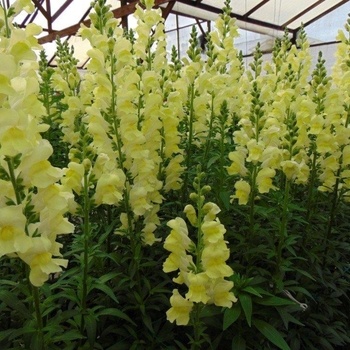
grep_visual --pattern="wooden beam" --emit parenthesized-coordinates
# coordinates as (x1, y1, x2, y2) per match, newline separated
(120, 0, 128, 29)
(46, 0, 52, 31)
(243, 0, 270, 18)
(32, 0, 49, 20)
(52, 0, 75, 22)
(38, 0, 172, 44)
(301, 0, 349, 28)
(282, 0, 325, 27)
(196, 18, 206, 36)
(176, 0, 290, 33)
(161, 0, 175, 21)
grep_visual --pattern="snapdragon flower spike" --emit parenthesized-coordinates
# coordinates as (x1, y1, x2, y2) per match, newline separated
(0, 4, 73, 286)
(227, 44, 284, 206)
(322, 13, 350, 199)
(164, 174, 236, 326)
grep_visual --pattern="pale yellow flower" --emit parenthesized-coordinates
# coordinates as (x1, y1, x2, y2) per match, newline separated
(0, 205, 32, 256)
(166, 289, 193, 326)
(202, 202, 221, 222)
(201, 219, 226, 244)
(163, 252, 192, 273)
(227, 149, 248, 176)
(0, 179, 15, 208)
(231, 180, 251, 205)
(165, 217, 192, 251)
(184, 204, 197, 227)
(38, 208, 74, 238)
(342, 145, 350, 166)
(261, 146, 283, 169)
(18, 236, 68, 286)
(185, 272, 210, 304)
(94, 170, 126, 206)
(281, 160, 299, 180)
(61, 162, 85, 195)
(0, 126, 32, 156)
(164, 155, 184, 192)
(208, 279, 237, 308)
(256, 167, 277, 193)
(246, 139, 264, 163)
(129, 186, 152, 216)
(202, 241, 233, 279)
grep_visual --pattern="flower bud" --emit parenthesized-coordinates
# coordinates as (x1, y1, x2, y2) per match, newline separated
(83, 158, 92, 172)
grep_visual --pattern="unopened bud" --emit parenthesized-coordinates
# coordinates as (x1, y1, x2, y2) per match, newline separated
(83, 158, 92, 172)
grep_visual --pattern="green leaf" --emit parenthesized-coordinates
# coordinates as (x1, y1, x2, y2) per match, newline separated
(220, 191, 231, 210)
(223, 303, 241, 330)
(174, 339, 189, 350)
(0, 290, 33, 320)
(276, 308, 304, 329)
(51, 330, 85, 343)
(232, 334, 246, 350)
(97, 272, 120, 284)
(30, 331, 44, 350)
(0, 329, 14, 342)
(252, 319, 291, 350)
(96, 308, 136, 326)
(256, 296, 295, 306)
(91, 282, 119, 303)
(85, 314, 96, 348)
(207, 155, 220, 168)
(239, 294, 252, 327)
(294, 268, 316, 281)
(242, 286, 263, 298)
(142, 313, 154, 333)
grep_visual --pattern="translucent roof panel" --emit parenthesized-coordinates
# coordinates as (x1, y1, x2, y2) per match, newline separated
(5, 0, 349, 66)
(289, 0, 350, 30)
(305, 2, 350, 43)
(250, 0, 319, 26)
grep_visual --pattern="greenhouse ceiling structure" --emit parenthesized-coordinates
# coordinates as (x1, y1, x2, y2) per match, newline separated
(9, 0, 350, 69)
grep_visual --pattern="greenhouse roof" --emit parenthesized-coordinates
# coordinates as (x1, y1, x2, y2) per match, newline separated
(9, 0, 350, 67)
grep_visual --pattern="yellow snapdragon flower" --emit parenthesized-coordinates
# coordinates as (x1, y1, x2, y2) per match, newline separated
(166, 289, 193, 326)
(0, 205, 33, 256)
(256, 167, 277, 193)
(208, 279, 237, 308)
(201, 219, 226, 244)
(231, 180, 251, 205)
(185, 272, 211, 303)
(18, 236, 68, 287)
(94, 170, 126, 206)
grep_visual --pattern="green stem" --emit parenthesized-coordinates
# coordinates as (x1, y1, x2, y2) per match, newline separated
(32, 286, 45, 350)
(2, 0, 11, 38)
(322, 108, 350, 266)
(106, 206, 112, 255)
(303, 148, 318, 246)
(219, 127, 225, 195)
(248, 165, 257, 237)
(109, 50, 124, 168)
(158, 126, 165, 180)
(203, 94, 215, 163)
(274, 178, 290, 289)
(123, 185, 143, 299)
(80, 171, 90, 335)
(321, 175, 340, 268)
(191, 303, 204, 350)
(195, 181, 204, 272)
(182, 83, 195, 202)
(6, 157, 22, 205)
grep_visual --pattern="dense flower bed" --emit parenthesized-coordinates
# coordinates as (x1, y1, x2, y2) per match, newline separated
(0, 0, 350, 349)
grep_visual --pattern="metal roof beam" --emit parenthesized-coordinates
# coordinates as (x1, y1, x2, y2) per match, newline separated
(38, 0, 172, 44)
(175, 0, 295, 33)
